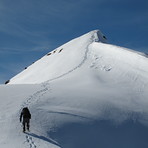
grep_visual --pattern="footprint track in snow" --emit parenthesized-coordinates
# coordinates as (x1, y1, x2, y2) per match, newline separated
(21, 83, 51, 108)
(26, 135, 37, 148)
(21, 83, 51, 148)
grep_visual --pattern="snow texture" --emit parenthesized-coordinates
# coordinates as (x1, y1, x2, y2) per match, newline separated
(0, 30, 148, 148)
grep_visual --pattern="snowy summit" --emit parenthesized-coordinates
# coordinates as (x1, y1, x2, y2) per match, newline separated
(0, 30, 148, 148)
(9, 30, 107, 84)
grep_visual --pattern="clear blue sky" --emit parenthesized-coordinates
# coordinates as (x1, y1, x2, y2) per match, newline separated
(0, 0, 148, 84)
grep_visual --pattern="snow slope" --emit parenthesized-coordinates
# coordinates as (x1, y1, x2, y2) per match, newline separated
(9, 30, 107, 84)
(0, 30, 148, 148)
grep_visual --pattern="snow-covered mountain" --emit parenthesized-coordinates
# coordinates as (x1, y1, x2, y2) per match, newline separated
(0, 30, 148, 148)
(9, 30, 107, 84)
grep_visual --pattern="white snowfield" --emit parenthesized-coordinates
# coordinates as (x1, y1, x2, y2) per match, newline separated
(0, 30, 148, 148)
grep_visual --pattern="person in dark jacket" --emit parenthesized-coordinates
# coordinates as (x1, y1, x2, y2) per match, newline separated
(20, 107, 31, 132)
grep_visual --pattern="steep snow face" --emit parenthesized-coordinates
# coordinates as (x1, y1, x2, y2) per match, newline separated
(9, 30, 107, 84)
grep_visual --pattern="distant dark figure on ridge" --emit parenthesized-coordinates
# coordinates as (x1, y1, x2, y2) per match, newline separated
(20, 107, 31, 132)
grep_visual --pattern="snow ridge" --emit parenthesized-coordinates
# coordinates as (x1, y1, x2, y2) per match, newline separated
(45, 30, 100, 83)
(9, 30, 107, 84)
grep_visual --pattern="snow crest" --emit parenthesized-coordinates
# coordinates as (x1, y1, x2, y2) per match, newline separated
(9, 30, 107, 84)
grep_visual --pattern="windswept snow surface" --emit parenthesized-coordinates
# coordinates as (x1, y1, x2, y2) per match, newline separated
(0, 30, 148, 148)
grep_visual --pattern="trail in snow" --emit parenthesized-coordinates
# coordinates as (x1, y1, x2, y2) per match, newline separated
(20, 31, 96, 111)
(9, 30, 107, 84)
(17, 83, 52, 148)
(21, 83, 51, 109)
(25, 135, 37, 148)
(1, 30, 148, 148)
(18, 33, 97, 147)
(45, 32, 97, 83)
(18, 83, 61, 148)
